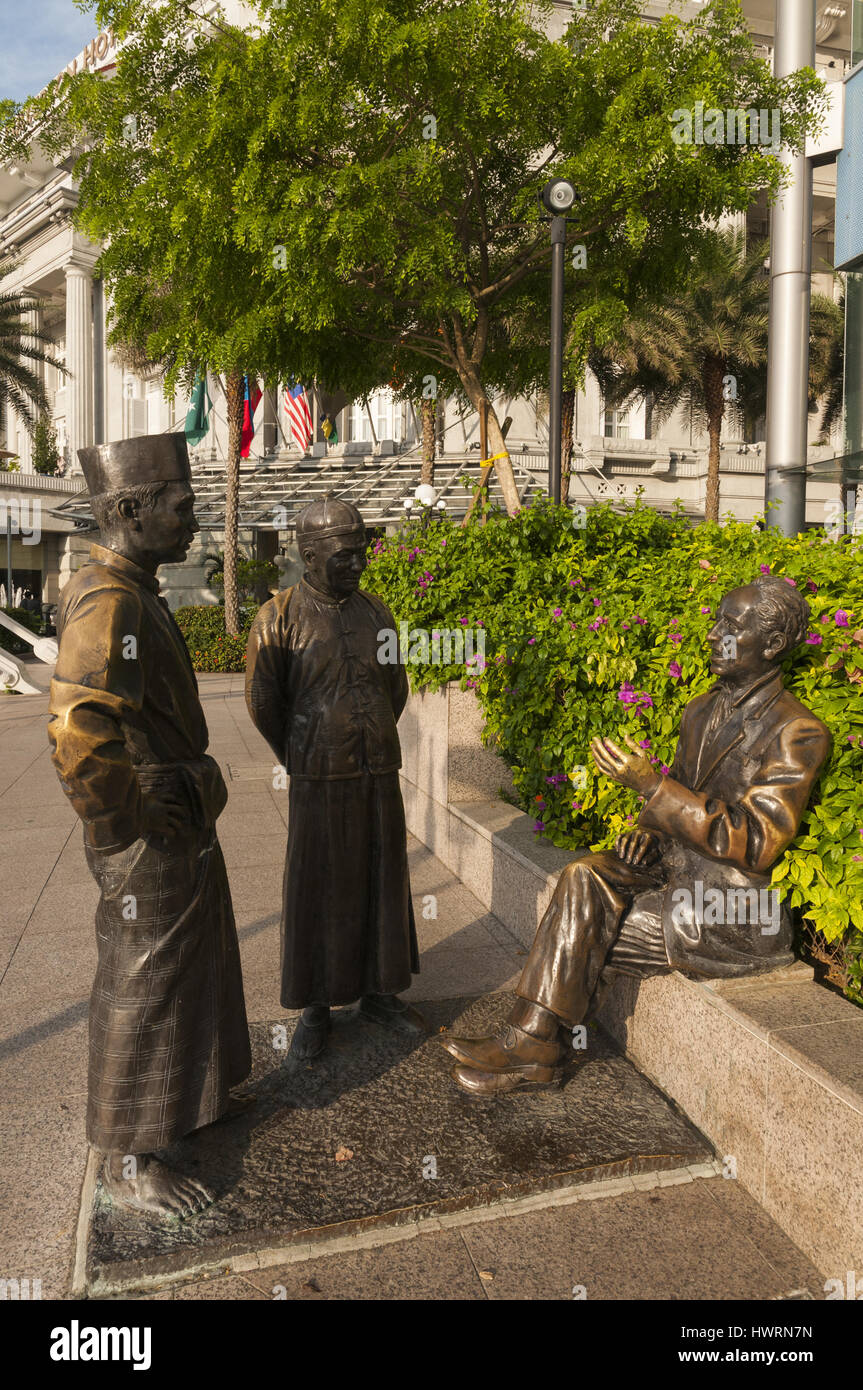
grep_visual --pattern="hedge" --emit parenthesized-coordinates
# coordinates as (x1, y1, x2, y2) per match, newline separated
(174, 603, 256, 672)
(364, 499, 863, 1005)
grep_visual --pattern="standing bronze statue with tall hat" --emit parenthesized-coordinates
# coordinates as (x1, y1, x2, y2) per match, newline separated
(441, 575, 831, 1095)
(244, 497, 423, 1059)
(48, 435, 251, 1217)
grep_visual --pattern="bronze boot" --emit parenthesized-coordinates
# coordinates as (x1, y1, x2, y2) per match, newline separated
(439, 1022, 565, 1078)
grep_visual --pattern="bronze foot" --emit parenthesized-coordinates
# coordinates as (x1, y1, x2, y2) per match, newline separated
(450, 1062, 565, 1097)
(359, 993, 426, 1035)
(101, 1153, 214, 1219)
(439, 1022, 565, 1072)
(290, 1005, 332, 1060)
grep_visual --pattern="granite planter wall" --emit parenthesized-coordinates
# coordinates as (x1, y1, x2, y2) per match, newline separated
(400, 684, 863, 1279)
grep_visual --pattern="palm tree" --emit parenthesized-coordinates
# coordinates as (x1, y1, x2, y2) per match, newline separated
(0, 260, 67, 442)
(589, 228, 844, 523)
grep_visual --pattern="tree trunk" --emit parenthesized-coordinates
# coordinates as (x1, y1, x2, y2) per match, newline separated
(703, 357, 725, 524)
(454, 363, 520, 516)
(224, 370, 244, 637)
(560, 387, 575, 505)
(420, 398, 435, 486)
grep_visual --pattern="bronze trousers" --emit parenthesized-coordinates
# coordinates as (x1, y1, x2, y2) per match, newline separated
(516, 850, 670, 1027)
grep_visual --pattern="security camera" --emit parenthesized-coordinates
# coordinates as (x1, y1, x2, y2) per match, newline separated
(541, 179, 577, 214)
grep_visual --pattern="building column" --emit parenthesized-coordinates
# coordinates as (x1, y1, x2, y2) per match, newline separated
(15, 306, 43, 472)
(764, 0, 815, 534)
(63, 262, 94, 473)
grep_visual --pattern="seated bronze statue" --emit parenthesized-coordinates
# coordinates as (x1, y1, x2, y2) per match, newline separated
(441, 575, 831, 1096)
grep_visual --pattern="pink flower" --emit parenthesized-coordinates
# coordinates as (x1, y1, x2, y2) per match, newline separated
(700, 606, 711, 614)
(553, 607, 562, 618)
(593, 598, 602, 607)
(820, 613, 830, 623)
(633, 615, 647, 625)
(617, 682, 637, 705)
(806, 580, 817, 594)
(621, 622, 631, 630)
(639, 738, 651, 749)
(534, 820, 545, 834)
(759, 564, 771, 575)
(669, 660, 682, 679)
(784, 577, 797, 586)
(572, 799, 582, 811)
(459, 617, 468, 626)
(805, 633, 822, 645)
(698, 559, 712, 570)
(660, 764, 670, 776)
(528, 637, 536, 645)
(836, 610, 850, 627)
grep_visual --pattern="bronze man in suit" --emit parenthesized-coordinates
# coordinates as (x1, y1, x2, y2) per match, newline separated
(48, 436, 251, 1216)
(442, 575, 831, 1096)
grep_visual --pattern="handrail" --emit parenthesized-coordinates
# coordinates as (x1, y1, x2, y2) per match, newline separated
(0, 610, 58, 663)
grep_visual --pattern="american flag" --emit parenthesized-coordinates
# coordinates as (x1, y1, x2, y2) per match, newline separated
(285, 382, 313, 453)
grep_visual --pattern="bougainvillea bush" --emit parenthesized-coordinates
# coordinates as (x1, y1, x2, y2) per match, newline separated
(364, 499, 863, 1003)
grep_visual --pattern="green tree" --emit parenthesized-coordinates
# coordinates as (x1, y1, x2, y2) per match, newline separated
(589, 228, 844, 522)
(31, 414, 61, 475)
(4, 0, 821, 557)
(0, 262, 66, 444)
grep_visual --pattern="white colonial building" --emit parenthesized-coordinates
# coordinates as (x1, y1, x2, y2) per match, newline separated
(0, 2, 854, 613)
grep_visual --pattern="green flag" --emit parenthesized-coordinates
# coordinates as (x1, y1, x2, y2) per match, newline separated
(185, 371, 213, 446)
(321, 413, 338, 444)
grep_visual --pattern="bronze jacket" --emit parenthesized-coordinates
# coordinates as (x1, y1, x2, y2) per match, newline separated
(638, 670, 831, 975)
(48, 544, 225, 853)
(245, 578, 408, 780)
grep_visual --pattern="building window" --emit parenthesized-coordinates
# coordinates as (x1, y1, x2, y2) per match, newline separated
(603, 406, 630, 440)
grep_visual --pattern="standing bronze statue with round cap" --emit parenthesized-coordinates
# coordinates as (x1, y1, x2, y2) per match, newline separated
(48, 435, 251, 1217)
(245, 497, 423, 1058)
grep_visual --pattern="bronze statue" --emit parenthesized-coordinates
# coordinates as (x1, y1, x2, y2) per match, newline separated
(244, 497, 423, 1059)
(441, 576, 831, 1096)
(48, 435, 251, 1216)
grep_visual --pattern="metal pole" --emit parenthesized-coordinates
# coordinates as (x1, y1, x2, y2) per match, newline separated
(548, 214, 566, 503)
(764, 0, 815, 535)
(6, 514, 12, 611)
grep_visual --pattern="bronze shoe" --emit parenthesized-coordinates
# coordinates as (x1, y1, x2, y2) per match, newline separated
(439, 1022, 564, 1072)
(451, 1062, 564, 1097)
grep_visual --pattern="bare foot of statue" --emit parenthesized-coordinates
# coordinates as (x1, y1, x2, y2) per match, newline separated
(290, 1004, 332, 1060)
(101, 1151, 214, 1218)
(359, 992, 426, 1036)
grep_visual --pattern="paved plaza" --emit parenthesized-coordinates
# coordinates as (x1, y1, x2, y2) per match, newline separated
(0, 669, 828, 1300)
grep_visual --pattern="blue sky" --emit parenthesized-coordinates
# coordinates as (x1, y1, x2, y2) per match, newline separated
(0, 0, 101, 103)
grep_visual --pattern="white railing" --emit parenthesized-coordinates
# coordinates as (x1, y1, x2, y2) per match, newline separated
(0, 610, 57, 695)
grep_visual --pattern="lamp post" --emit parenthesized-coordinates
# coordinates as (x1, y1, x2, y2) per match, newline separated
(541, 179, 577, 503)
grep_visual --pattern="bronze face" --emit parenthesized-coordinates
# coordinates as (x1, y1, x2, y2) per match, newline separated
(302, 533, 368, 599)
(112, 482, 199, 571)
(706, 585, 783, 682)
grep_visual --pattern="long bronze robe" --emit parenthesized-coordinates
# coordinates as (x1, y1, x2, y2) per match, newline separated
(518, 670, 831, 1025)
(245, 578, 419, 1008)
(48, 544, 250, 1153)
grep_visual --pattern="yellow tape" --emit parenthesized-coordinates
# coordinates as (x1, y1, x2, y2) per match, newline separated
(477, 451, 509, 467)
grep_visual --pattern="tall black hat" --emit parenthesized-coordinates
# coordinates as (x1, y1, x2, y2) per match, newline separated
(77, 434, 192, 496)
